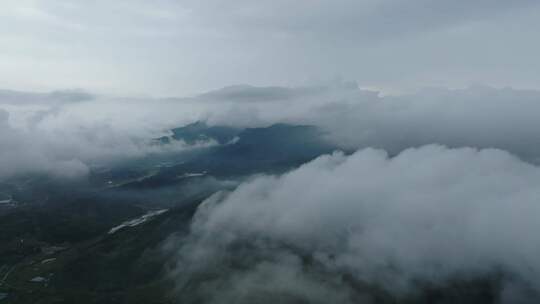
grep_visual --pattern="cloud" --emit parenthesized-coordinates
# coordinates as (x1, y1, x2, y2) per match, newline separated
(299, 85, 540, 163)
(169, 145, 540, 302)
(196, 83, 540, 164)
(3, 83, 540, 179)
(0, 109, 89, 179)
(0, 93, 219, 180)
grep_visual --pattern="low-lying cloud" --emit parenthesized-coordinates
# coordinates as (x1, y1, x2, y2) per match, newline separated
(0, 95, 215, 179)
(3, 84, 540, 302)
(2, 83, 540, 179)
(169, 145, 540, 303)
(303, 86, 540, 162)
(203, 84, 540, 164)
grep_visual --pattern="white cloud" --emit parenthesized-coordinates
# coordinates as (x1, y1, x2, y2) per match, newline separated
(0, 94, 217, 179)
(171, 145, 540, 302)
(300, 85, 540, 163)
(197, 84, 540, 164)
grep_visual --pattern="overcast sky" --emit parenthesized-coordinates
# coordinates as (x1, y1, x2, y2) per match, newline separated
(1, 0, 540, 96)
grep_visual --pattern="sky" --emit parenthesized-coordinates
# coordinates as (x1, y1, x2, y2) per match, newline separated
(1, 0, 540, 96)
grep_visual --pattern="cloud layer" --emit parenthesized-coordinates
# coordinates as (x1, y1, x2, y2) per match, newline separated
(170, 145, 540, 302)
(301, 85, 540, 163)
(0, 93, 215, 179)
(3, 83, 540, 179)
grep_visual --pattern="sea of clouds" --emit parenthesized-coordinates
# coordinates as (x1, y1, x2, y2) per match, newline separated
(168, 145, 539, 302)
(2, 82, 540, 301)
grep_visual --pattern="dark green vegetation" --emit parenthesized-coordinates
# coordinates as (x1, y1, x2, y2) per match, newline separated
(0, 205, 196, 304)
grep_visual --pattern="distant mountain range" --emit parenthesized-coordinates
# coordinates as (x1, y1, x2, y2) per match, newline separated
(129, 122, 338, 188)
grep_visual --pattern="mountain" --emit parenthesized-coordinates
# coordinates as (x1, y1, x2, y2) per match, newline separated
(155, 121, 240, 145)
(126, 122, 338, 188)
